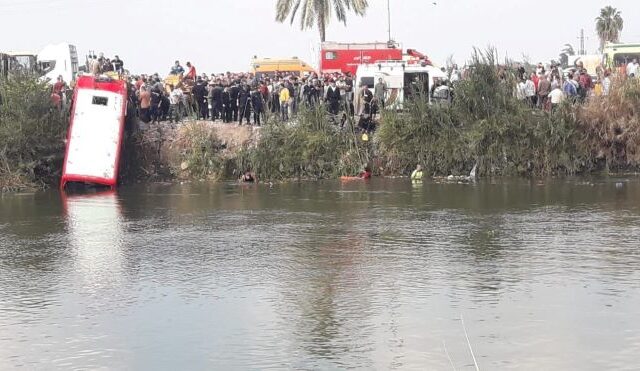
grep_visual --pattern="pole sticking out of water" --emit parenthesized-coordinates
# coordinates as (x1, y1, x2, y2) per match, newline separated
(443, 340, 457, 371)
(461, 315, 480, 371)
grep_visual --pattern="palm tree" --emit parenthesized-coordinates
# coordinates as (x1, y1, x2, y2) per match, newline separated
(562, 44, 576, 56)
(595, 6, 624, 51)
(559, 43, 576, 67)
(275, 0, 369, 42)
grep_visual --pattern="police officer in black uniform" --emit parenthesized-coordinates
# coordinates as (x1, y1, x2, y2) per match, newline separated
(192, 77, 208, 120)
(238, 82, 252, 125)
(229, 81, 240, 122)
(251, 87, 264, 126)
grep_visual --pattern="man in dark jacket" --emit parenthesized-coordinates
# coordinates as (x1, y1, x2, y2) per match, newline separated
(251, 87, 264, 126)
(229, 82, 240, 122)
(222, 87, 231, 123)
(211, 83, 223, 121)
(325, 80, 341, 115)
(192, 77, 208, 120)
(150, 86, 163, 123)
(238, 83, 252, 125)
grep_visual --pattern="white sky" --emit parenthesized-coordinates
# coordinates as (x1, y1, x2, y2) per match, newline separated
(1, 0, 639, 74)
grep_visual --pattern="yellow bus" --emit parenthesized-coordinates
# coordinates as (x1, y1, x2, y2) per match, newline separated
(250, 57, 315, 78)
(603, 42, 640, 69)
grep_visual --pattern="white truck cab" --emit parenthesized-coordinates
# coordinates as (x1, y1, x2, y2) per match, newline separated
(355, 61, 447, 109)
(37, 43, 79, 84)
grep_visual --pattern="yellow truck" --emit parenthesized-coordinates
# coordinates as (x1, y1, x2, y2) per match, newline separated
(250, 56, 315, 78)
(603, 42, 640, 69)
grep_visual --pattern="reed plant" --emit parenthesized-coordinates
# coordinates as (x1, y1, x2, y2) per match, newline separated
(0, 74, 67, 191)
(377, 49, 590, 177)
(578, 77, 640, 171)
(245, 104, 366, 180)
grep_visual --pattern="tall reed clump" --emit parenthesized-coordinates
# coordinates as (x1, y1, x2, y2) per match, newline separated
(578, 77, 640, 171)
(176, 121, 224, 180)
(0, 74, 67, 191)
(377, 49, 589, 177)
(246, 105, 367, 180)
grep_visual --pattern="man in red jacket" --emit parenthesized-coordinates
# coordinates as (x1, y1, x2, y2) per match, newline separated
(185, 62, 196, 81)
(578, 69, 593, 102)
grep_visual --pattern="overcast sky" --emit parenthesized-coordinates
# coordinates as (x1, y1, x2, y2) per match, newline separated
(1, 0, 639, 74)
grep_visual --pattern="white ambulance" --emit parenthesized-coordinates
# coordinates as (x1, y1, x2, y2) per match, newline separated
(355, 61, 448, 109)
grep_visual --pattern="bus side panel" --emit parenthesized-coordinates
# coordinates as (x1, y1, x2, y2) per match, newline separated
(61, 77, 127, 189)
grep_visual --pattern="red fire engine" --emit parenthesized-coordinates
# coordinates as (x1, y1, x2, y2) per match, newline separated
(320, 41, 433, 75)
(320, 41, 402, 75)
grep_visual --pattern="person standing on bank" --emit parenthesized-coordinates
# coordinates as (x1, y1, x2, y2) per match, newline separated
(325, 80, 341, 116)
(251, 87, 264, 126)
(374, 78, 387, 111)
(279, 83, 290, 121)
(138, 86, 151, 123)
(238, 83, 252, 125)
(192, 77, 208, 120)
(222, 86, 232, 123)
(229, 81, 240, 122)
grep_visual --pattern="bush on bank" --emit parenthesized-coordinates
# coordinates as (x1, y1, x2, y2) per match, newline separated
(0, 75, 67, 191)
(578, 77, 640, 171)
(242, 105, 367, 180)
(377, 50, 602, 177)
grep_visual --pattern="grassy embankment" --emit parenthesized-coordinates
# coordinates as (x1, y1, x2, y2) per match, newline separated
(2, 50, 640, 191)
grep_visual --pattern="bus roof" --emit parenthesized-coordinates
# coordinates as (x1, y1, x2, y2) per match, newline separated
(321, 41, 400, 50)
(251, 58, 314, 73)
(604, 43, 640, 50)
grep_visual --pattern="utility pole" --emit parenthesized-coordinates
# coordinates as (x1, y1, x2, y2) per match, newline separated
(387, 0, 392, 43)
(579, 29, 585, 55)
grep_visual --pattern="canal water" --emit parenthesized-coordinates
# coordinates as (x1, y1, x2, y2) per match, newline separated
(1, 178, 640, 370)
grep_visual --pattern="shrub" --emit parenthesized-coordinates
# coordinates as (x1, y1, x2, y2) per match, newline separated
(0, 74, 67, 191)
(377, 49, 591, 177)
(246, 105, 366, 180)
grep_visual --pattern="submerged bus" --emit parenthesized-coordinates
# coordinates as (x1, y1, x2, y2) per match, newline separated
(61, 75, 128, 190)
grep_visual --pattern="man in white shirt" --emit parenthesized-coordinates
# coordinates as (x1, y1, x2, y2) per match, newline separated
(169, 85, 183, 123)
(603, 73, 612, 95)
(549, 86, 565, 113)
(627, 59, 639, 77)
(524, 75, 536, 107)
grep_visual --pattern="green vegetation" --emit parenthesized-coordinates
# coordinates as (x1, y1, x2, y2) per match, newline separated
(578, 76, 640, 171)
(177, 121, 224, 180)
(377, 50, 589, 177)
(0, 75, 66, 191)
(3, 51, 640, 192)
(241, 105, 367, 180)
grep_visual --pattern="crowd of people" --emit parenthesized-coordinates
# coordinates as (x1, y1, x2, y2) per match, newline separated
(49, 53, 639, 127)
(126, 60, 390, 133)
(513, 58, 639, 112)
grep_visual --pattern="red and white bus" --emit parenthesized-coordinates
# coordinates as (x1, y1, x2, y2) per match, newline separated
(61, 75, 128, 190)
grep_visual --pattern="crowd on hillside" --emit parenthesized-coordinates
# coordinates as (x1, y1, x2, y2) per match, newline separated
(513, 58, 638, 112)
(48, 52, 639, 127)
(130, 60, 390, 132)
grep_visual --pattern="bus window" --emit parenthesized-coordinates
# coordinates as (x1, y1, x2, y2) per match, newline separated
(614, 53, 640, 66)
(359, 76, 375, 88)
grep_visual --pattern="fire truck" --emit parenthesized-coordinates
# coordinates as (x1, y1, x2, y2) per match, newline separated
(320, 41, 432, 75)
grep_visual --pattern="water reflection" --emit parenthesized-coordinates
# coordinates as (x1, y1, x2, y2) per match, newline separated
(63, 191, 125, 292)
